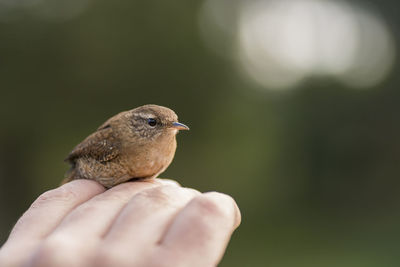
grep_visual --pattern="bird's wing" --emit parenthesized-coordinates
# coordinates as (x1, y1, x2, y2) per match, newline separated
(65, 125, 120, 163)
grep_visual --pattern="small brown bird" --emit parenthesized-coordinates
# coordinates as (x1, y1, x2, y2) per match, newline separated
(62, 104, 189, 188)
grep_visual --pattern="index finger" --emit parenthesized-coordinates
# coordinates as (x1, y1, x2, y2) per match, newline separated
(8, 179, 105, 243)
(0, 180, 104, 267)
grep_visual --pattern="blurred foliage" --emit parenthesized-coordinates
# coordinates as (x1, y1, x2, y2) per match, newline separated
(1, 0, 400, 266)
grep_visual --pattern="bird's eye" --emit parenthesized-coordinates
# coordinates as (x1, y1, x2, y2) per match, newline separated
(147, 118, 157, 127)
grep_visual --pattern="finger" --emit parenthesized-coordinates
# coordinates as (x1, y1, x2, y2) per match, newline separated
(155, 177, 181, 187)
(50, 180, 161, 239)
(96, 185, 200, 266)
(8, 179, 105, 242)
(27, 180, 175, 267)
(156, 192, 241, 267)
(0, 180, 104, 267)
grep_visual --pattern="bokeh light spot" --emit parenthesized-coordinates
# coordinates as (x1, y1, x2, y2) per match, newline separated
(199, 0, 396, 90)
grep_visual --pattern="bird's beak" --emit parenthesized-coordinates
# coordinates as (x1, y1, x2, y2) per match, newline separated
(171, 122, 190, 131)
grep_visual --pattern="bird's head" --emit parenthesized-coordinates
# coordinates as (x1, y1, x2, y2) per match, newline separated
(128, 104, 189, 140)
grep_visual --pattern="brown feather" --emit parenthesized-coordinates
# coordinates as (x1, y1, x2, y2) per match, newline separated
(65, 126, 120, 164)
(62, 105, 188, 188)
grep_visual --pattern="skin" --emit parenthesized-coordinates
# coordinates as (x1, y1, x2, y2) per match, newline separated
(0, 179, 241, 267)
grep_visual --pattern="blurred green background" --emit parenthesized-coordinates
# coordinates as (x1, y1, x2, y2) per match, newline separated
(1, 0, 400, 266)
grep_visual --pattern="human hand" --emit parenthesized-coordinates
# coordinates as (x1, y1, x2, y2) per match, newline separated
(0, 179, 241, 267)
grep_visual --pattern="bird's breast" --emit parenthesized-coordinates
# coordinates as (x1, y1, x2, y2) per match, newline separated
(124, 135, 177, 178)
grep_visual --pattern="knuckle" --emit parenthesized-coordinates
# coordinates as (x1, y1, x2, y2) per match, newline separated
(191, 195, 229, 218)
(130, 186, 201, 211)
(32, 187, 77, 208)
(203, 192, 241, 227)
(191, 192, 237, 220)
(138, 186, 200, 207)
(135, 185, 174, 205)
(204, 191, 236, 202)
(182, 187, 201, 196)
(156, 178, 181, 187)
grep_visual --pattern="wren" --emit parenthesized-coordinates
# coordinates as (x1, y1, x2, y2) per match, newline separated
(62, 104, 189, 188)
